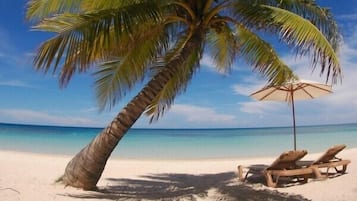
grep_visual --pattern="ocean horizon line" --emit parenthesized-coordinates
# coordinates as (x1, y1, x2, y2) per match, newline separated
(1, 122, 357, 159)
(1, 121, 356, 130)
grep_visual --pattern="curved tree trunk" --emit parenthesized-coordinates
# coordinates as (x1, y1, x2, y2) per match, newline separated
(60, 30, 204, 190)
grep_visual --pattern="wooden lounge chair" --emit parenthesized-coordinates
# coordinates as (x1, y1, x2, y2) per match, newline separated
(296, 144, 351, 176)
(238, 150, 323, 188)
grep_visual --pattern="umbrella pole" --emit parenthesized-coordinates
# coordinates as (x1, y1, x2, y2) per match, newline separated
(291, 92, 297, 151)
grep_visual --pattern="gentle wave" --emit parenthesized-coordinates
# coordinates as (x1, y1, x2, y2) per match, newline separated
(1, 123, 356, 159)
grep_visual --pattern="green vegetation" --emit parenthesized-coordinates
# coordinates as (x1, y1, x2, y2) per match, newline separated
(26, 0, 341, 190)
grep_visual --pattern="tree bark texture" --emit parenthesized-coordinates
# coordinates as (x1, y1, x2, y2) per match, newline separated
(60, 30, 204, 190)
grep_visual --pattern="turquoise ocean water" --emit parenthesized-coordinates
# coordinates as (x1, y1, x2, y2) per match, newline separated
(0, 123, 356, 160)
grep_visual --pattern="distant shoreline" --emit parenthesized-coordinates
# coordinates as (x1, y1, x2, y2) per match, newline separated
(1, 121, 357, 130)
(1, 122, 357, 160)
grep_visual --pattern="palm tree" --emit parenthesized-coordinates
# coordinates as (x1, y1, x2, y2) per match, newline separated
(26, 0, 341, 190)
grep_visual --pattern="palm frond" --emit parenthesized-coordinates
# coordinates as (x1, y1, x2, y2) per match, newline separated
(26, 0, 82, 21)
(263, 5, 341, 83)
(236, 24, 296, 85)
(145, 35, 202, 122)
(206, 23, 237, 74)
(31, 3, 164, 87)
(94, 22, 170, 110)
(27, 0, 343, 118)
(260, 0, 341, 51)
(81, 0, 137, 11)
(231, 2, 275, 31)
(231, 2, 341, 83)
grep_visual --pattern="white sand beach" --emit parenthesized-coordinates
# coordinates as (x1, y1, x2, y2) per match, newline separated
(0, 148, 356, 201)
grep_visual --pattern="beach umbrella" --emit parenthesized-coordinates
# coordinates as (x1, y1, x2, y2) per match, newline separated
(250, 79, 332, 150)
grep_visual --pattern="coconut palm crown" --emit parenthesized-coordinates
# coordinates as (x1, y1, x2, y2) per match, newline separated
(26, 0, 341, 190)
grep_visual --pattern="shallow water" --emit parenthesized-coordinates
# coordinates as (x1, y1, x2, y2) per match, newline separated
(0, 123, 356, 159)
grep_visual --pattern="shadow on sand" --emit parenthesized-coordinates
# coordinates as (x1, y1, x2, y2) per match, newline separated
(61, 172, 310, 201)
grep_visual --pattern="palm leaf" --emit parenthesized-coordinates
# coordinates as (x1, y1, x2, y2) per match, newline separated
(231, 2, 341, 83)
(31, 2, 163, 87)
(235, 24, 296, 85)
(263, 0, 341, 51)
(145, 35, 202, 122)
(206, 23, 237, 74)
(94, 22, 170, 110)
(26, 0, 82, 21)
(81, 0, 134, 11)
(263, 5, 341, 83)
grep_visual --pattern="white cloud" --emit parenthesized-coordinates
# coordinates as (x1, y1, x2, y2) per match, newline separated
(0, 27, 18, 62)
(338, 14, 357, 20)
(79, 107, 100, 113)
(232, 78, 265, 96)
(200, 54, 216, 69)
(239, 101, 283, 114)
(133, 103, 238, 128)
(286, 38, 357, 109)
(233, 24, 357, 127)
(232, 84, 250, 96)
(170, 104, 236, 124)
(200, 54, 228, 75)
(0, 109, 96, 126)
(0, 80, 35, 88)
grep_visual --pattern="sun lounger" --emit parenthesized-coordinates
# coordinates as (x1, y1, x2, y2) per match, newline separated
(296, 144, 351, 176)
(238, 150, 323, 188)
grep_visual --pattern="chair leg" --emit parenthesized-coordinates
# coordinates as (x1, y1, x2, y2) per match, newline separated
(264, 171, 277, 188)
(237, 165, 245, 181)
(335, 164, 347, 174)
(311, 166, 324, 179)
(342, 164, 347, 173)
(302, 174, 309, 183)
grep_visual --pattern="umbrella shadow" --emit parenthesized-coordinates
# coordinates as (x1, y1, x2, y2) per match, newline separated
(60, 171, 310, 200)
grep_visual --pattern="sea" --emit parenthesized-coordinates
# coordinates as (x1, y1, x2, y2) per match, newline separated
(0, 122, 356, 160)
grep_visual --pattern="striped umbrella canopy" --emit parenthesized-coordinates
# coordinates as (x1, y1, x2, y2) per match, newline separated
(250, 80, 332, 150)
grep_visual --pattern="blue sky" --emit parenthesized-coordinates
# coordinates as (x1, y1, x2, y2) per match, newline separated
(0, 0, 357, 128)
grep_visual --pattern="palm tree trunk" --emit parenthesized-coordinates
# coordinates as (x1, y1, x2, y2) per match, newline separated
(60, 30, 204, 190)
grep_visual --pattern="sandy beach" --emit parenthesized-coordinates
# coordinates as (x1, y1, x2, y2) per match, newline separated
(0, 148, 356, 201)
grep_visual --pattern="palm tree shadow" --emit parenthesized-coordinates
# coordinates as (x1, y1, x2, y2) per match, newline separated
(61, 171, 310, 200)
